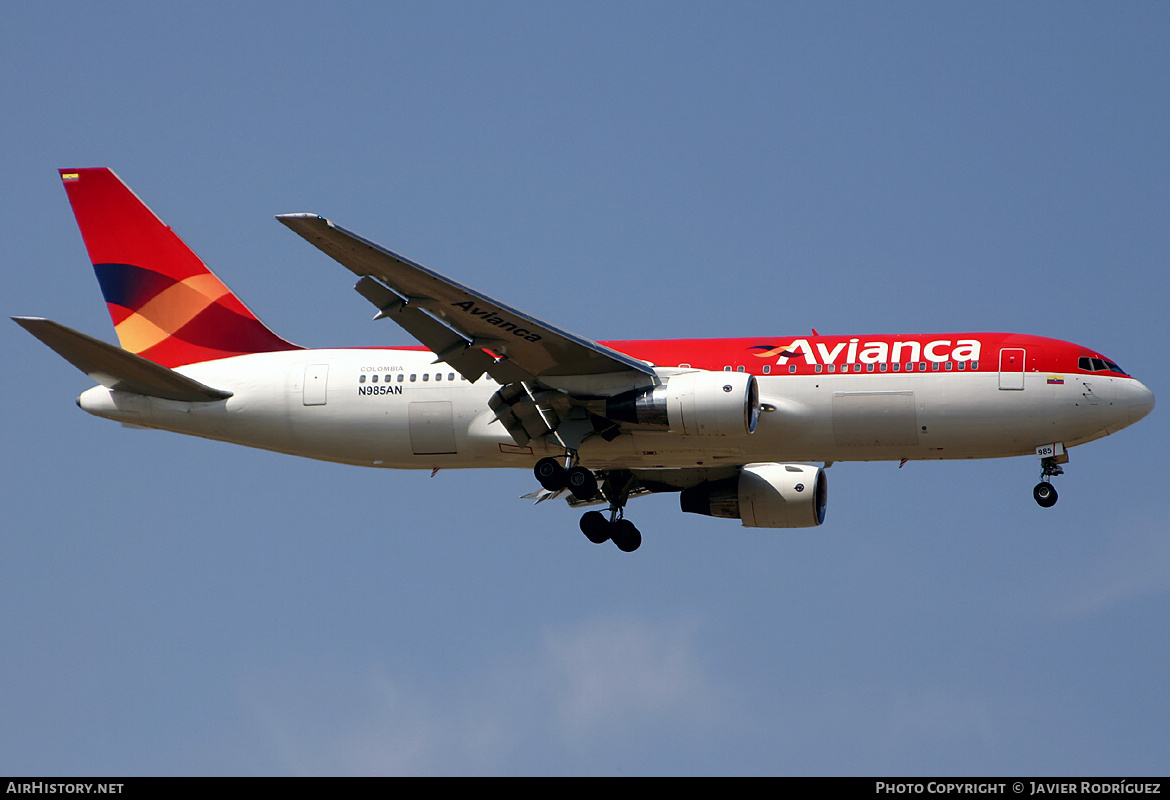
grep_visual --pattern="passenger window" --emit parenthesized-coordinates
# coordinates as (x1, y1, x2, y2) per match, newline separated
(788, 365, 796, 374)
(449, 373, 455, 381)
(359, 374, 367, 383)
(762, 365, 771, 374)
(397, 374, 404, 382)
(410, 374, 417, 382)
(736, 365, 745, 372)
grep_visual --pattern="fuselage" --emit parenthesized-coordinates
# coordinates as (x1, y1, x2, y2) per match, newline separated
(77, 332, 1155, 471)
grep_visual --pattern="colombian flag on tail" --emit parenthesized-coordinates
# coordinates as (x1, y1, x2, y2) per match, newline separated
(60, 168, 299, 368)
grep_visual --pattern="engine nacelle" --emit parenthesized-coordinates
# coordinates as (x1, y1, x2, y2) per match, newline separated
(604, 371, 759, 436)
(680, 462, 827, 527)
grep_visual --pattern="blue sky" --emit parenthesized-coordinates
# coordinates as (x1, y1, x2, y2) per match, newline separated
(2, 2, 1167, 775)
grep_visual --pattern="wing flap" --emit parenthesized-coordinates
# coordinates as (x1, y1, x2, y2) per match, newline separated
(13, 317, 232, 402)
(353, 276, 496, 382)
(487, 382, 561, 446)
(277, 214, 656, 390)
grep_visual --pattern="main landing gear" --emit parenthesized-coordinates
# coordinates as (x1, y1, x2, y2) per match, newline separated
(533, 458, 641, 552)
(1033, 454, 1065, 508)
(580, 510, 642, 552)
(534, 456, 597, 500)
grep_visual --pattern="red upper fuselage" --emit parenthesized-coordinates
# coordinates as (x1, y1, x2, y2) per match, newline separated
(603, 333, 1130, 379)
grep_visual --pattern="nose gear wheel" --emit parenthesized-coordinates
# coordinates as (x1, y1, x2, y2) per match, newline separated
(1033, 455, 1065, 508)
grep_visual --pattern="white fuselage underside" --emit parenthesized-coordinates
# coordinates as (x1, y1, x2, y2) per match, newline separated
(77, 348, 1148, 470)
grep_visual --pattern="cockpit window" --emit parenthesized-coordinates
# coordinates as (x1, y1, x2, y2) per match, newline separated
(1079, 355, 1128, 375)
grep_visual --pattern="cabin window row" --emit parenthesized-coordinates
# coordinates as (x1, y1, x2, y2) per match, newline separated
(720, 361, 979, 374)
(358, 372, 463, 383)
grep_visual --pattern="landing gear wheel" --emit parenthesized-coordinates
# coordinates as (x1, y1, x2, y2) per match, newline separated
(566, 466, 599, 500)
(534, 457, 567, 491)
(579, 511, 610, 544)
(610, 519, 642, 552)
(1033, 482, 1058, 508)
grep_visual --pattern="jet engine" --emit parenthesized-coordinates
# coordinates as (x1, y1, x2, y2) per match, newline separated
(679, 462, 827, 527)
(603, 371, 759, 436)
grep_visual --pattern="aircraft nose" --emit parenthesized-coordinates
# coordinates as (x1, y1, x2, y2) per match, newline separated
(1125, 379, 1155, 425)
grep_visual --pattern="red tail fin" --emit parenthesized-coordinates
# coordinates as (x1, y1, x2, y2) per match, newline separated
(60, 168, 299, 367)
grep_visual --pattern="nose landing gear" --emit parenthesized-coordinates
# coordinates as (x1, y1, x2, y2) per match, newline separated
(1033, 480, 1059, 508)
(1033, 446, 1067, 508)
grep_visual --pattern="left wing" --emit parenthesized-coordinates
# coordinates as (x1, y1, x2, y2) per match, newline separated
(276, 214, 656, 394)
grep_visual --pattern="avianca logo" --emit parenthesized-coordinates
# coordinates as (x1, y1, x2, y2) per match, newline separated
(750, 344, 797, 359)
(450, 302, 542, 342)
(756, 338, 982, 366)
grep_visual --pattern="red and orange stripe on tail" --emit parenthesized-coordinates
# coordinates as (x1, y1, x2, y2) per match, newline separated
(60, 168, 299, 368)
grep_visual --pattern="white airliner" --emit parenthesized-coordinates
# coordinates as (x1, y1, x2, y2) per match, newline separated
(15, 168, 1155, 552)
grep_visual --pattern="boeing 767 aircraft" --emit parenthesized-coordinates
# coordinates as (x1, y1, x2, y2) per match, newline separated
(14, 168, 1155, 552)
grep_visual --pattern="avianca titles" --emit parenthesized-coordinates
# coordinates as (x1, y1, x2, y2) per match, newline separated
(14, 168, 1154, 553)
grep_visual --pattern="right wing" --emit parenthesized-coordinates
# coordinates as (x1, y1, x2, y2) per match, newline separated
(276, 214, 656, 393)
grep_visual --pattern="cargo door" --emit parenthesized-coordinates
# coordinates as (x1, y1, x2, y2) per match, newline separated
(409, 401, 458, 454)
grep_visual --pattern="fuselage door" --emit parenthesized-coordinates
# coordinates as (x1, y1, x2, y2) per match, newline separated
(409, 401, 458, 455)
(998, 348, 1025, 390)
(303, 364, 329, 405)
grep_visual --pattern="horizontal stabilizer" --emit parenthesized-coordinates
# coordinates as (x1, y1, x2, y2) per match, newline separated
(13, 317, 232, 402)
